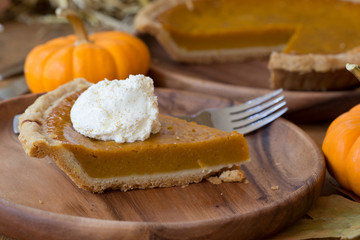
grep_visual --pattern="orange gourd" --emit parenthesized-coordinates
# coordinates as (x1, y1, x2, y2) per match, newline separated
(25, 8, 150, 93)
(322, 104, 360, 196)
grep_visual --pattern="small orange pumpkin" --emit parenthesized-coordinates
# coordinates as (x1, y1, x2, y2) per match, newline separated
(25, 8, 151, 93)
(322, 104, 360, 196)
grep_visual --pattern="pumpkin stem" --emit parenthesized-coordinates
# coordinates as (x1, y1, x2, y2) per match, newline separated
(56, 8, 89, 44)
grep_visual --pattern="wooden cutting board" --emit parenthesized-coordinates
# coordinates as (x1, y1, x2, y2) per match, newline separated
(143, 35, 360, 123)
(0, 88, 325, 240)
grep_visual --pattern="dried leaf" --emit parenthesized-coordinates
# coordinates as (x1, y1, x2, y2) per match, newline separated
(270, 195, 360, 240)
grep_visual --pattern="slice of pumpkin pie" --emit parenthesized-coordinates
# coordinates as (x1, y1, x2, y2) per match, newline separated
(18, 77, 249, 192)
(135, 0, 360, 91)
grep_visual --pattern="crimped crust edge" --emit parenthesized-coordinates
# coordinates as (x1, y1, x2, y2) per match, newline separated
(18, 78, 91, 158)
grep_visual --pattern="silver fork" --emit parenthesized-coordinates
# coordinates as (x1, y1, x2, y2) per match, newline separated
(176, 89, 287, 134)
(12, 89, 287, 135)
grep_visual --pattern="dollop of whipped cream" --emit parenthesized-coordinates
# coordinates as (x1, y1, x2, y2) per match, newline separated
(70, 75, 161, 143)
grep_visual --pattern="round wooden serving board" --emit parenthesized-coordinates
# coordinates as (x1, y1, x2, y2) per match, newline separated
(144, 35, 360, 122)
(0, 89, 325, 240)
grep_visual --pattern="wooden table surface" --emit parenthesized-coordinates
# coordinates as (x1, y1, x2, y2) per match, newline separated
(0, 20, 346, 239)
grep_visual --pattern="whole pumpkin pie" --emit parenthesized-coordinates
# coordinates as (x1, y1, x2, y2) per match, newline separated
(135, 0, 360, 91)
(18, 78, 249, 192)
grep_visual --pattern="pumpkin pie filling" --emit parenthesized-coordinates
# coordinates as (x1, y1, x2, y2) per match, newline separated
(156, 0, 360, 54)
(162, 25, 295, 51)
(46, 91, 249, 179)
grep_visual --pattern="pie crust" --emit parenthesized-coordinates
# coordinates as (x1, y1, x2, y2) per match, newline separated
(18, 79, 249, 192)
(134, 0, 360, 91)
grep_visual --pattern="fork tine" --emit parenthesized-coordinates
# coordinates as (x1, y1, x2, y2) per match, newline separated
(234, 107, 288, 134)
(228, 95, 285, 121)
(231, 100, 287, 128)
(225, 89, 283, 114)
(205, 89, 286, 133)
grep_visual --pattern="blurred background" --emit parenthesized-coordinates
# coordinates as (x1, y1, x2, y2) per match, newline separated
(0, 0, 151, 32)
